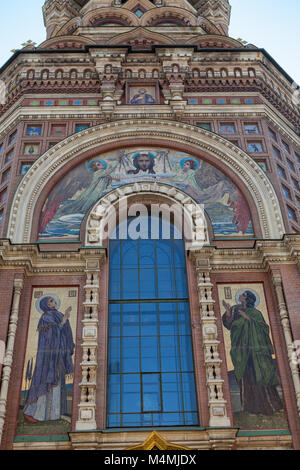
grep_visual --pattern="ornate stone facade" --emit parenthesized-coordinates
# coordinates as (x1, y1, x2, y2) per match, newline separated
(0, 0, 300, 451)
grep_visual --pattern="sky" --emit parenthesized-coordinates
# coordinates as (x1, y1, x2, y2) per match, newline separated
(0, 0, 299, 84)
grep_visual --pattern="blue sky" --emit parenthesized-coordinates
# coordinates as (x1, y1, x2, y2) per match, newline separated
(0, 0, 299, 83)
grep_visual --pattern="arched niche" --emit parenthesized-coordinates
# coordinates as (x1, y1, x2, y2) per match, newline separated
(7, 119, 285, 244)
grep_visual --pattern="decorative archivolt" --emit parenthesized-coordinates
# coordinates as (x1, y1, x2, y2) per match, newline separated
(141, 7, 197, 26)
(7, 119, 285, 244)
(54, 17, 82, 38)
(196, 17, 224, 35)
(38, 35, 96, 50)
(85, 181, 209, 248)
(82, 8, 140, 27)
(185, 34, 245, 48)
(49, 6, 202, 34)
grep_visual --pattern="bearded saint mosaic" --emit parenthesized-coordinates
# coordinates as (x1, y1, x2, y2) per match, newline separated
(218, 283, 288, 430)
(38, 148, 254, 240)
(16, 288, 78, 437)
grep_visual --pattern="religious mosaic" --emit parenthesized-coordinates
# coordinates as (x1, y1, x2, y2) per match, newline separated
(218, 283, 289, 430)
(38, 148, 254, 241)
(16, 288, 78, 437)
(128, 86, 157, 105)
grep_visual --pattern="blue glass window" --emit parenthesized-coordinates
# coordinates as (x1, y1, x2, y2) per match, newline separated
(107, 217, 199, 428)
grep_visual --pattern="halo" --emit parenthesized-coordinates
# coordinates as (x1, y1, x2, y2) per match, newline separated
(235, 288, 260, 307)
(87, 158, 107, 173)
(180, 157, 200, 170)
(36, 294, 61, 313)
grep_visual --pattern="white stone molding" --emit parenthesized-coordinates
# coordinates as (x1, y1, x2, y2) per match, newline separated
(190, 253, 231, 427)
(271, 272, 300, 416)
(85, 181, 209, 248)
(76, 253, 105, 431)
(7, 119, 285, 244)
(0, 278, 24, 444)
(1, 236, 300, 275)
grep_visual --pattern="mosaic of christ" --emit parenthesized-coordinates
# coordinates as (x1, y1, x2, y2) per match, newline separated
(38, 148, 254, 240)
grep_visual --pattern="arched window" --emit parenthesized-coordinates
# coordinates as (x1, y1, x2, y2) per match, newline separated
(41, 69, 49, 80)
(70, 69, 78, 79)
(107, 215, 199, 428)
(234, 68, 242, 78)
(27, 69, 35, 80)
(55, 69, 64, 79)
(138, 69, 146, 79)
(84, 69, 93, 79)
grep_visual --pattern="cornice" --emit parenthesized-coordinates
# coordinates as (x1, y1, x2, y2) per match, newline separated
(0, 240, 106, 275)
(2, 235, 300, 274)
(0, 103, 299, 151)
(189, 235, 300, 272)
(4, 85, 294, 122)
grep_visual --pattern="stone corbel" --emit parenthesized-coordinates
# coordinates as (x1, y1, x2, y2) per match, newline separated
(166, 79, 187, 118)
(90, 50, 127, 118)
(158, 49, 193, 117)
(99, 76, 121, 119)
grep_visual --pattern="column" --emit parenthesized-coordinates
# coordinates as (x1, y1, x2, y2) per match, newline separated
(76, 256, 101, 431)
(192, 255, 231, 427)
(0, 277, 24, 444)
(272, 271, 300, 415)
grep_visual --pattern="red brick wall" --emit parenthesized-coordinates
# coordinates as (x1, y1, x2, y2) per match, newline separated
(279, 264, 300, 340)
(0, 273, 85, 450)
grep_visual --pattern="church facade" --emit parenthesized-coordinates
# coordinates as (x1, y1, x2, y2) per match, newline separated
(0, 0, 300, 450)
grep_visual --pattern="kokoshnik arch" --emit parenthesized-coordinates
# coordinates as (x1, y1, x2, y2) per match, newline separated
(0, 0, 300, 452)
